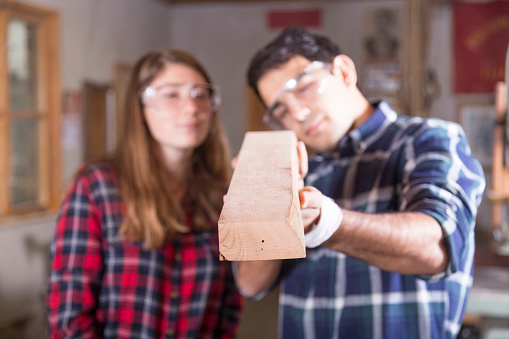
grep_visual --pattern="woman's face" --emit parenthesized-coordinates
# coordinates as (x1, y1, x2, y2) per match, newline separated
(142, 63, 214, 159)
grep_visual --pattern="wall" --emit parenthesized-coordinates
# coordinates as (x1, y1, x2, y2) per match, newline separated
(0, 216, 54, 337)
(169, 4, 492, 335)
(169, 0, 490, 231)
(0, 0, 170, 336)
(169, 1, 400, 155)
(37, 0, 171, 185)
(0, 0, 495, 337)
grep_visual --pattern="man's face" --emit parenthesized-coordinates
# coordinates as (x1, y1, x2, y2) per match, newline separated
(257, 55, 357, 153)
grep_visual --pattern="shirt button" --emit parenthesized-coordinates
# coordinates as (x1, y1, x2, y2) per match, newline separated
(171, 291, 178, 298)
(174, 253, 182, 261)
(166, 328, 174, 335)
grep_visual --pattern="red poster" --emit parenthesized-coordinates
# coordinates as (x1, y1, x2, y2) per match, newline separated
(268, 9, 322, 30)
(453, 1, 509, 93)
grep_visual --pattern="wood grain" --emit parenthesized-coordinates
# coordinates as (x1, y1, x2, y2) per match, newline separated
(219, 131, 305, 261)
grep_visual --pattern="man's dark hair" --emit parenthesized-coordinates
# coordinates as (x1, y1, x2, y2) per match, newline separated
(247, 26, 341, 103)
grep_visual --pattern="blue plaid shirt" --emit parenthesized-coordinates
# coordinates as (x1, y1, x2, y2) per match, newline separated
(278, 101, 485, 339)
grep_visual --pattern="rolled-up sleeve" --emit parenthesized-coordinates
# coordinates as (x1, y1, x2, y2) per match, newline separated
(400, 121, 485, 276)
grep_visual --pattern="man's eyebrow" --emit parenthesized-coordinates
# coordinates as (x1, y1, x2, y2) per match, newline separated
(269, 101, 282, 111)
(284, 71, 307, 91)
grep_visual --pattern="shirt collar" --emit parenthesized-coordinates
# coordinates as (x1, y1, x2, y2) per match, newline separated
(335, 100, 398, 156)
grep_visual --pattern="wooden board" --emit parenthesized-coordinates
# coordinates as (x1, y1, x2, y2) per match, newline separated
(83, 82, 110, 162)
(489, 81, 509, 255)
(246, 87, 268, 132)
(219, 130, 305, 261)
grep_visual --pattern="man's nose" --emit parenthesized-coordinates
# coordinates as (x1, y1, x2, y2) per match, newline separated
(287, 101, 311, 122)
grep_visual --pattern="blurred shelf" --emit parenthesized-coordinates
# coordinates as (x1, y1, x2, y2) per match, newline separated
(466, 266, 509, 319)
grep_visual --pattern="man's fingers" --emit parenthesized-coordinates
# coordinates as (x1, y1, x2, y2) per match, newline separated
(297, 141, 308, 179)
(231, 156, 238, 170)
(299, 186, 322, 232)
(299, 186, 321, 209)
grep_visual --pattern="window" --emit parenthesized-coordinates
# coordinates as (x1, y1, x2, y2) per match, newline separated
(0, 1, 60, 217)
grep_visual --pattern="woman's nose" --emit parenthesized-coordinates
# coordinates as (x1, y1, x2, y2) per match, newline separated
(180, 95, 199, 114)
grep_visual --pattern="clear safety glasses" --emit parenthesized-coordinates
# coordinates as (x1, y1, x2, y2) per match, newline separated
(141, 82, 221, 113)
(264, 61, 331, 130)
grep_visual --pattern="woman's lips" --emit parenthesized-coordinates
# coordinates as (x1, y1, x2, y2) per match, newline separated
(179, 121, 200, 131)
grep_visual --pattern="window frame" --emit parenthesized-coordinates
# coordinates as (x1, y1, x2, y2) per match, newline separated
(0, 0, 60, 220)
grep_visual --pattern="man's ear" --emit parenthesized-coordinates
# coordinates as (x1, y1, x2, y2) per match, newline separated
(331, 55, 357, 88)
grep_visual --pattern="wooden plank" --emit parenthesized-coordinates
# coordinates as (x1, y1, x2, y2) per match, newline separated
(37, 12, 50, 209)
(0, 10, 7, 215)
(219, 130, 305, 261)
(489, 81, 509, 256)
(113, 62, 132, 148)
(168, 0, 344, 3)
(0, 0, 56, 18)
(83, 82, 109, 162)
(46, 11, 61, 210)
(490, 82, 507, 227)
(407, 0, 428, 117)
(245, 87, 268, 132)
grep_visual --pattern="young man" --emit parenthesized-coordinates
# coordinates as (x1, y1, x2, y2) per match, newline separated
(235, 27, 485, 339)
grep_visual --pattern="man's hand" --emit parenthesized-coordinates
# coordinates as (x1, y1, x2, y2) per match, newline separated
(299, 186, 322, 233)
(297, 141, 308, 189)
(296, 141, 344, 247)
(296, 141, 323, 233)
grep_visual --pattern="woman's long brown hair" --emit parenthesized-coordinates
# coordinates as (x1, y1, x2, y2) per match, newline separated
(115, 48, 231, 249)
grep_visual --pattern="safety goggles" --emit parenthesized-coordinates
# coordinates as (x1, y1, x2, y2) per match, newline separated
(263, 61, 331, 130)
(142, 82, 221, 113)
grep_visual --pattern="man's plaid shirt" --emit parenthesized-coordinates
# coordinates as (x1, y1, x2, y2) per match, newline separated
(47, 162, 242, 338)
(278, 101, 485, 339)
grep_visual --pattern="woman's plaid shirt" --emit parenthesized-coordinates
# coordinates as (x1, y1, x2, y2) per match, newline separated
(47, 162, 242, 338)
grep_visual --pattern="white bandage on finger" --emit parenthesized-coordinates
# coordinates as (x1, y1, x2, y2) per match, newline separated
(305, 196, 343, 248)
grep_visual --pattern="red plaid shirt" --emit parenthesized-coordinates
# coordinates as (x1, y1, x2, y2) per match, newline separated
(47, 162, 242, 338)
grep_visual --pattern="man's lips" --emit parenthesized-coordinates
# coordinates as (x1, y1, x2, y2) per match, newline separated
(303, 114, 325, 136)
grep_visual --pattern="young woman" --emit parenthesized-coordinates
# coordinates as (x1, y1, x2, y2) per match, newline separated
(47, 48, 242, 338)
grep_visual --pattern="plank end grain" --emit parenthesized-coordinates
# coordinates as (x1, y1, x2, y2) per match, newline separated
(218, 131, 306, 261)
